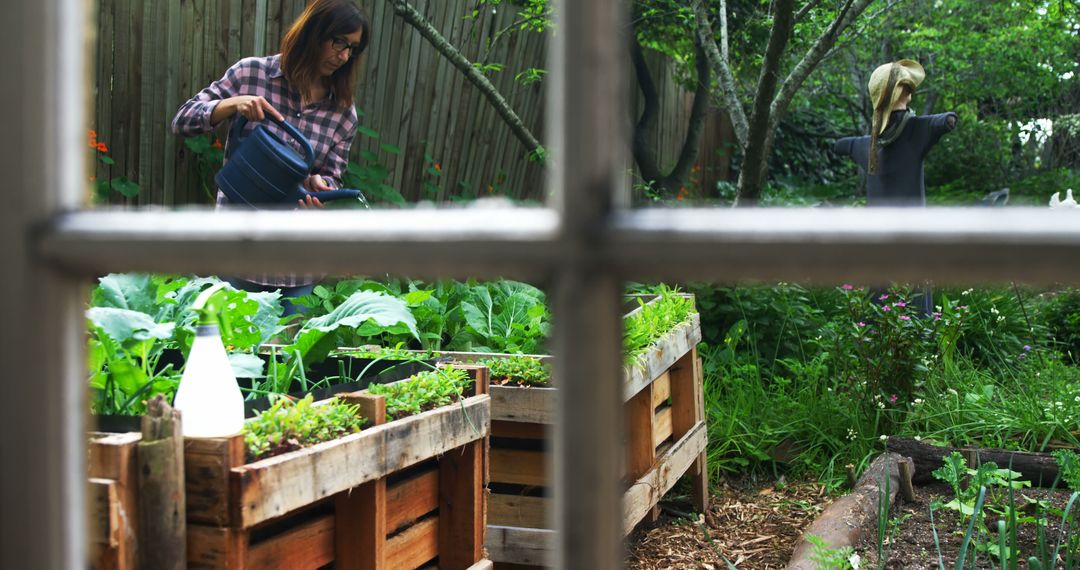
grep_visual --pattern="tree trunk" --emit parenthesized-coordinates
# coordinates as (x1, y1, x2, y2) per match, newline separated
(735, 0, 795, 207)
(630, 34, 711, 197)
(886, 436, 1069, 487)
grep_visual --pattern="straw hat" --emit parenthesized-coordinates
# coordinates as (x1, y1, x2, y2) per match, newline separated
(868, 59, 925, 134)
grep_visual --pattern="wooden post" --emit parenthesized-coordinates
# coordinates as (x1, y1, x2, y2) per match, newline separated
(138, 395, 186, 570)
(897, 461, 916, 503)
(337, 393, 387, 570)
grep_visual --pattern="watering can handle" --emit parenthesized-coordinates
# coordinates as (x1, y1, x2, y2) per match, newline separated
(228, 114, 317, 172)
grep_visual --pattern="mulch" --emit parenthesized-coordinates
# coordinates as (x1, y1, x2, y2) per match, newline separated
(627, 476, 833, 569)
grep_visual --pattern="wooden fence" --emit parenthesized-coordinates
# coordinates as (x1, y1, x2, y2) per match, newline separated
(91, 0, 728, 206)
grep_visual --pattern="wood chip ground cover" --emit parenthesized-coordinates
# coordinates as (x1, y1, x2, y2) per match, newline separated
(627, 477, 829, 569)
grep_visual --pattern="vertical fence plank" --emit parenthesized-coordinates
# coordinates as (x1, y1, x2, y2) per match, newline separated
(164, 0, 182, 206)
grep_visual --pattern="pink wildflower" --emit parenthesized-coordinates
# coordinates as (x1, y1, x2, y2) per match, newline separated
(899, 315, 911, 320)
(856, 321, 866, 327)
(882, 305, 891, 311)
(842, 284, 854, 290)
(879, 294, 890, 301)
(889, 394, 898, 404)
(895, 302, 907, 308)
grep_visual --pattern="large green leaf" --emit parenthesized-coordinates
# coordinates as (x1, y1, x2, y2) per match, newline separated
(91, 274, 160, 314)
(229, 353, 266, 379)
(87, 307, 176, 346)
(289, 291, 418, 365)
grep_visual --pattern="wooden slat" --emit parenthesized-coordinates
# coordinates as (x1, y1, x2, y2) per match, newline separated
(669, 350, 697, 439)
(484, 525, 553, 567)
(439, 439, 485, 568)
(88, 432, 140, 569)
(247, 513, 335, 569)
(487, 494, 548, 529)
(187, 524, 248, 570)
(386, 468, 439, 533)
(385, 516, 439, 569)
(626, 383, 656, 482)
(623, 421, 708, 535)
(690, 355, 709, 513)
(184, 434, 245, 526)
(491, 420, 545, 441)
(650, 371, 671, 409)
(233, 394, 489, 527)
(489, 385, 555, 424)
(490, 448, 546, 487)
(88, 478, 120, 547)
(652, 405, 673, 449)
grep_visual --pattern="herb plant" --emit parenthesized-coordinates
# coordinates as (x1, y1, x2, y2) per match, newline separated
(367, 367, 473, 421)
(243, 394, 365, 462)
(623, 285, 696, 365)
(484, 356, 551, 386)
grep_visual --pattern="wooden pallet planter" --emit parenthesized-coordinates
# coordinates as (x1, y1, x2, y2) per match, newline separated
(184, 363, 493, 570)
(89, 431, 142, 569)
(439, 303, 707, 567)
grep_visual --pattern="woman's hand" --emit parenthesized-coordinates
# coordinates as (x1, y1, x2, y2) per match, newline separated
(297, 174, 330, 209)
(220, 95, 284, 123)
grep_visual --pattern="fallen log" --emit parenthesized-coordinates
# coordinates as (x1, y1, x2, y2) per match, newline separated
(787, 453, 913, 570)
(885, 436, 1067, 486)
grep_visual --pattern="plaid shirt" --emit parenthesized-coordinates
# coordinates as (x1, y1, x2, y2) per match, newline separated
(172, 54, 358, 287)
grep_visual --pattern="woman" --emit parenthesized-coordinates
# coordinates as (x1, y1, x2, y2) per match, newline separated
(171, 0, 369, 313)
(834, 59, 958, 207)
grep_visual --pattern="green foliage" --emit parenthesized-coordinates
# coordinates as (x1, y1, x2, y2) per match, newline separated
(456, 280, 549, 354)
(484, 355, 551, 386)
(87, 274, 285, 414)
(367, 367, 473, 421)
(804, 535, 856, 569)
(1055, 450, 1080, 492)
(243, 394, 365, 462)
(1040, 288, 1080, 360)
(183, 134, 225, 203)
(623, 285, 697, 364)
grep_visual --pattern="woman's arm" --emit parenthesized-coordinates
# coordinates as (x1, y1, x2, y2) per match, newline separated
(171, 58, 284, 137)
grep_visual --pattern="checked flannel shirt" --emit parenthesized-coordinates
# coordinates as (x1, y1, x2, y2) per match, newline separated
(172, 54, 359, 287)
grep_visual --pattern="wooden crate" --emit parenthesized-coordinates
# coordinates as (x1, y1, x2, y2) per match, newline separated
(184, 364, 493, 570)
(441, 305, 708, 567)
(88, 431, 142, 570)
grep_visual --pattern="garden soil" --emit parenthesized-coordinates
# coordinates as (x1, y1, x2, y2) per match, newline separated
(855, 481, 1077, 568)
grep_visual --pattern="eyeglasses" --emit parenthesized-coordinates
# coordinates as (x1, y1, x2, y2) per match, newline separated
(330, 37, 363, 59)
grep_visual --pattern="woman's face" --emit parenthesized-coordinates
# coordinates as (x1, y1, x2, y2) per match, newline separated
(319, 29, 363, 77)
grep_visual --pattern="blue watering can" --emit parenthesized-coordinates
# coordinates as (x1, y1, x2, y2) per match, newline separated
(215, 115, 365, 207)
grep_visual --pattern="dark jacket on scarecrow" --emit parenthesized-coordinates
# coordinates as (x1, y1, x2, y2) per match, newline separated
(834, 59, 958, 207)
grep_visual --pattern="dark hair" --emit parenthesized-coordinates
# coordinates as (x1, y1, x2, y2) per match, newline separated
(280, 0, 369, 109)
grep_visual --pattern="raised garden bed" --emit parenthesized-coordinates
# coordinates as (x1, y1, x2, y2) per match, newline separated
(184, 362, 491, 569)
(435, 296, 707, 567)
(89, 363, 492, 570)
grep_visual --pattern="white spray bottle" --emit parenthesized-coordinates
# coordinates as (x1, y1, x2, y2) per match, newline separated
(173, 283, 245, 437)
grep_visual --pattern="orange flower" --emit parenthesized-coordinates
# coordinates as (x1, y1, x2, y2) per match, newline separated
(676, 194, 685, 201)
(96, 142, 108, 153)
(434, 163, 442, 173)
(213, 138, 224, 149)
(88, 130, 97, 139)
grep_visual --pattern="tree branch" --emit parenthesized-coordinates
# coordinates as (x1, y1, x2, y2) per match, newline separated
(795, 0, 826, 23)
(630, 35, 662, 184)
(388, 0, 541, 155)
(767, 0, 875, 135)
(694, 0, 748, 147)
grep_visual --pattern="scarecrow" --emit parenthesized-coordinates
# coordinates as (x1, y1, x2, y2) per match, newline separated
(834, 59, 958, 206)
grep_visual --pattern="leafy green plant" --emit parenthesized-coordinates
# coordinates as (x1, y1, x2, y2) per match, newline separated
(243, 394, 365, 462)
(484, 356, 551, 386)
(367, 367, 473, 421)
(454, 280, 549, 354)
(87, 274, 284, 414)
(805, 534, 856, 569)
(623, 285, 696, 365)
(89, 130, 140, 203)
(183, 133, 225, 203)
